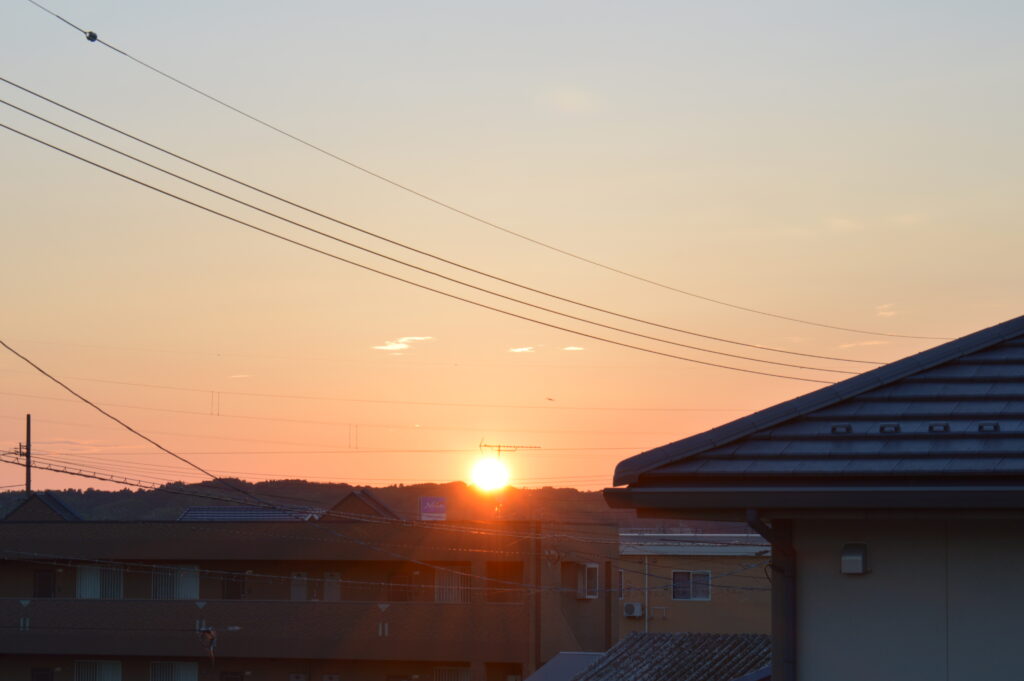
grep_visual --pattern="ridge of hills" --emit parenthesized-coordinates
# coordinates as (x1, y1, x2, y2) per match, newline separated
(0, 479, 739, 532)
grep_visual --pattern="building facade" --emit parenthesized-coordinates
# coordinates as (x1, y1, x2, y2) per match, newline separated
(0, 493, 619, 681)
(616, 531, 770, 638)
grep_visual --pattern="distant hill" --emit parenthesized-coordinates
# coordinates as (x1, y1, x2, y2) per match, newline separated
(0, 480, 740, 532)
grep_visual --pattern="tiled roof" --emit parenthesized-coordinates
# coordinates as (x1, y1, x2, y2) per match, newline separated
(614, 315, 1024, 485)
(572, 632, 770, 681)
(324, 488, 401, 520)
(526, 652, 604, 681)
(35, 492, 82, 520)
(3, 492, 83, 521)
(176, 506, 321, 521)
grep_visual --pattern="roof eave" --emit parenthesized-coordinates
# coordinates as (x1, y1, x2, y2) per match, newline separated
(605, 483, 1024, 517)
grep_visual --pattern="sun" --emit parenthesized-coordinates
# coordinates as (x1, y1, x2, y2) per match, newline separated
(470, 457, 510, 492)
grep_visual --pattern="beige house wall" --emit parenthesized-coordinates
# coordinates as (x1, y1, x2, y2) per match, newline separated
(617, 554, 770, 638)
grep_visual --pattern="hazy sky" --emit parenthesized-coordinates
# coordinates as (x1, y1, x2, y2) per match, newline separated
(1, 1, 1021, 493)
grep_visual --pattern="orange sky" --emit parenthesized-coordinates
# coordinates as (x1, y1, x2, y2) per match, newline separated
(1, 1, 1021, 493)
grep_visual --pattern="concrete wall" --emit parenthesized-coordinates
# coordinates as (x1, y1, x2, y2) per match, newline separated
(0, 655, 491, 681)
(795, 518, 1024, 681)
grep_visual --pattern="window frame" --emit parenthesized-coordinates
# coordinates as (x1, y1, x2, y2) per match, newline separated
(576, 562, 599, 600)
(671, 570, 711, 601)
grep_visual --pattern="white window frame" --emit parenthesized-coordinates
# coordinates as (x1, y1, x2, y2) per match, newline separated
(149, 661, 198, 681)
(671, 570, 711, 601)
(323, 571, 341, 602)
(290, 572, 309, 601)
(576, 562, 599, 600)
(434, 568, 471, 604)
(151, 565, 199, 600)
(73, 660, 122, 681)
(76, 565, 124, 600)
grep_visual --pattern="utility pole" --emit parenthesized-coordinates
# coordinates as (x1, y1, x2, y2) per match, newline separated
(23, 413, 31, 494)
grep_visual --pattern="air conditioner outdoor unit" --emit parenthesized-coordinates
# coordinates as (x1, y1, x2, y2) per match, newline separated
(623, 602, 644, 618)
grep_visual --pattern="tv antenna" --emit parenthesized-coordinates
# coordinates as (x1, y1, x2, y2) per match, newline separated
(479, 441, 540, 458)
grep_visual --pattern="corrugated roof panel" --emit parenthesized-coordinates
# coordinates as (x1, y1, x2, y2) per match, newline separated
(992, 459, 1024, 473)
(713, 440, 791, 457)
(838, 458, 902, 475)
(960, 346, 1024, 362)
(674, 458, 755, 475)
(889, 457, 961, 473)
(950, 401, 1012, 416)
(914, 364, 986, 380)
(940, 458, 1007, 473)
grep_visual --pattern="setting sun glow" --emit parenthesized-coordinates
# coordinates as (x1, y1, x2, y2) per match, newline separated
(470, 458, 510, 492)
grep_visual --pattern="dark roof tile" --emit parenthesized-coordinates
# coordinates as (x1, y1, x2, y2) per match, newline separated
(572, 632, 770, 681)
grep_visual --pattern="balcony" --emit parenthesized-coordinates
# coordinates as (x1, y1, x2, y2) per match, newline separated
(0, 598, 530, 662)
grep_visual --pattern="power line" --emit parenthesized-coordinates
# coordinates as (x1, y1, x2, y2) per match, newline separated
(0, 77, 887, 367)
(0, 367, 758, 412)
(0, 388, 681, 436)
(0, 121, 837, 384)
(18, 0, 948, 341)
(0, 340, 223, 483)
(0, 345, 628, 592)
(0, 92, 862, 377)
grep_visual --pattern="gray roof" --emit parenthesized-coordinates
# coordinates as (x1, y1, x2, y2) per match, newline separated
(572, 632, 770, 681)
(729, 667, 770, 681)
(526, 652, 604, 681)
(176, 506, 321, 522)
(3, 492, 82, 521)
(613, 315, 1024, 488)
(619, 533, 769, 557)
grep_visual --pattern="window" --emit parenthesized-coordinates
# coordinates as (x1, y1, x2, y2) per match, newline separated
(76, 566, 123, 600)
(672, 570, 710, 601)
(150, 662, 198, 681)
(323, 572, 341, 601)
(485, 562, 523, 603)
(221, 572, 246, 600)
(152, 566, 199, 600)
(434, 568, 471, 604)
(617, 569, 625, 600)
(576, 563, 599, 599)
(74, 661, 121, 681)
(434, 668, 470, 681)
(291, 572, 309, 601)
(33, 569, 56, 598)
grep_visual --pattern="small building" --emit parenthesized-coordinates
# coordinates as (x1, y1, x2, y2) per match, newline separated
(617, 531, 770, 638)
(606, 314, 1024, 681)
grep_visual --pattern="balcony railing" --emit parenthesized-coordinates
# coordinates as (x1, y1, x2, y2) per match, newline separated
(0, 598, 530, 662)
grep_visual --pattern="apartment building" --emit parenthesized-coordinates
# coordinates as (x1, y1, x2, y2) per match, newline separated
(0, 491, 618, 681)
(616, 531, 770, 638)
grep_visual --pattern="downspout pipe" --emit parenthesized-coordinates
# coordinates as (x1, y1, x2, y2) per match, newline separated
(747, 509, 796, 681)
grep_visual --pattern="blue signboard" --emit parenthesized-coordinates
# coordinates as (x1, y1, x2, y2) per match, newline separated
(419, 496, 447, 521)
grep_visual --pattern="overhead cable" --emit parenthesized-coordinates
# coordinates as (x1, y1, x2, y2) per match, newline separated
(0, 76, 886, 366)
(0, 122, 837, 384)
(0, 92, 859, 376)
(18, 0, 948, 341)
